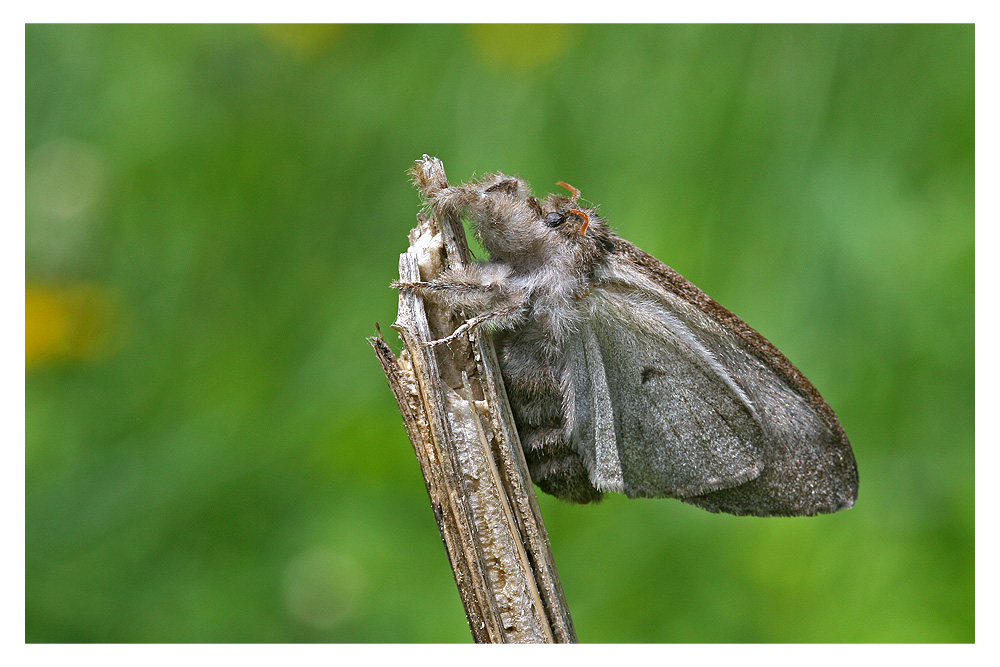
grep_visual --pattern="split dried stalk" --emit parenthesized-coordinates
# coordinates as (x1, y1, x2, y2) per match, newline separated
(369, 155, 576, 643)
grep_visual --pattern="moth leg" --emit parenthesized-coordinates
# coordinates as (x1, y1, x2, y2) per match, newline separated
(392, 264, 514, 310)
(391, 278, 500, 300)
(423, 300, 524, 347)
(420, 173, 531, 219)
(392, 264, 527, 345)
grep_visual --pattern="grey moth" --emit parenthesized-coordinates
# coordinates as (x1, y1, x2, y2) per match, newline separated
(396, 166, 858, 517)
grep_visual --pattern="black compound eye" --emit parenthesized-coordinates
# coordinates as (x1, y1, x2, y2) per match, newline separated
(544, 212, 566, 228)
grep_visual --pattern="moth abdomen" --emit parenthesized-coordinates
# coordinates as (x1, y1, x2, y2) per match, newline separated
(520, 425, 603, 504)
(528, 449, 604, 504)
(506, 395, 604, 504)
(497, 328, 605, 504)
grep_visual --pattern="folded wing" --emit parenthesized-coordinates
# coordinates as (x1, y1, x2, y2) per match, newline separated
(571, 295, 766, 499)
(570, 246, 858, 516)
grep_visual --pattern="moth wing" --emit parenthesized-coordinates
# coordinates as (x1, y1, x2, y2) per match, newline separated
(593, 243, 858, 516)
(570, 295, 766, 499)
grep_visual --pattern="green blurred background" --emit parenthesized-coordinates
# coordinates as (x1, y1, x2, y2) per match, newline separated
(25, 24, 973, 642)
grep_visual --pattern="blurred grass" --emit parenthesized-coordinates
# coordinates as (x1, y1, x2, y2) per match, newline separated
(25, 24, 973, 642)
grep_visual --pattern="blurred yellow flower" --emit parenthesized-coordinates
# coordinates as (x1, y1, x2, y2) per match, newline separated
(258, 24, 345, 58)
(468, 24, 579, 71)
(26, 284, 116, 367)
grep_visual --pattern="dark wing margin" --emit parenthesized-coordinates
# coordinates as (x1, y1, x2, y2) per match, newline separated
(592, 241, 858, 516)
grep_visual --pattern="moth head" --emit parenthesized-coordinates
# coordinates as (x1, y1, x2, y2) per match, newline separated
(466, 174, 613, 270)
(536, 182, 614, 262)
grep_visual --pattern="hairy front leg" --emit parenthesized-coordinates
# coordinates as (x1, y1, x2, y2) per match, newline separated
(393, 265, 528, 345)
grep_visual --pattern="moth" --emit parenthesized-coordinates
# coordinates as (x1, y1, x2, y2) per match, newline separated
(397, 169, 858, 516)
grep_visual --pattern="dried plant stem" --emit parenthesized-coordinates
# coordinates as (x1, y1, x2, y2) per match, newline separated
(369, 156, 576, 643)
